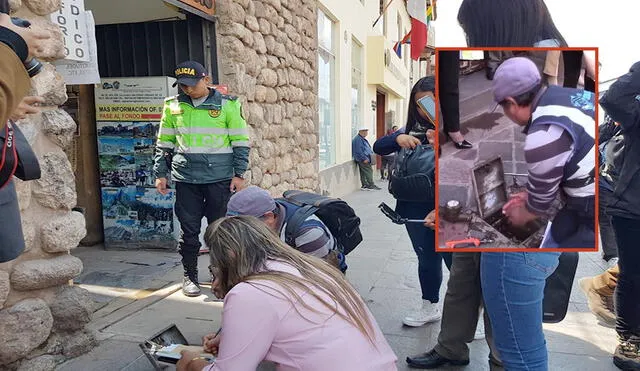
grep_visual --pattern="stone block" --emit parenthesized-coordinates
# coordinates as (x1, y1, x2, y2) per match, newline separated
(10, 255, 83, 291)
(13, 178, 31, 211)
(9, 0, 21, 11)
(265, 88, 278, 103)
(40, 211, 86, 253)
(264, 35, 276, 54)
(254, 85, 267, 102)
(31, 63, 67, 106)
(258, 18, 271, 35)
(478, 141, 513, 162)
(20, 19, 65, 61)
(260, 173, 273, 189)
(232, 0, 249, 9)
(32, 152, 77, 210)
(16, 355, 57, 371)
(257, 69, 278, 88)
(228, 2, 246, 23)
(515, 141, 525, 162)
(24, 0, 61, 15)
(245, 15, 259, 32)
(40, 109, 76, 148)
(49, 286, 93, 332)
(253, 32, 267, 54)
(0, 271, 9, 309)
(21, 218, 36, 253)
(0, 299, 53, 365)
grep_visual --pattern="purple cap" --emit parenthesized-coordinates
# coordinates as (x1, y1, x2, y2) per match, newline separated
(226, 186, 276, 218)
(490, 57, 541, 112)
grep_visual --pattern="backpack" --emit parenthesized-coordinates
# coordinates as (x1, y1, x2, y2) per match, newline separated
(542, 252, 579, 323)
(599, 115, 625, 186)
(388, 143, 435, 202)
(276, 190, 363, 255)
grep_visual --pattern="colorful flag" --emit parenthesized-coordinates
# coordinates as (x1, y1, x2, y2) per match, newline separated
(407, 0, 428, 60)
(393, 31, 412, 58)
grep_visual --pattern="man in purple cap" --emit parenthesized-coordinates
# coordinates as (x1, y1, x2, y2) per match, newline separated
(153, 61, 250, 296)
(491, 56, 596, 248)
(478, 55, 596, 370)
(226, 186, 347, 273)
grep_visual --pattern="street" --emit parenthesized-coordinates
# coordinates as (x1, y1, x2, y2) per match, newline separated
(61, 183, 617, 371)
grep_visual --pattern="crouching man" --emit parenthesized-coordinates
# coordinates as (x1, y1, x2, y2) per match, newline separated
(226, 186, 347, 273)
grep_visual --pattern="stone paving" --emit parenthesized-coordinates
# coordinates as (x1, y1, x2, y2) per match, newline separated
(60, 181, 618, 370)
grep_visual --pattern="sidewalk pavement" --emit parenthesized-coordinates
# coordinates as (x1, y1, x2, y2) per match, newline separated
(59, 180, 618, 371)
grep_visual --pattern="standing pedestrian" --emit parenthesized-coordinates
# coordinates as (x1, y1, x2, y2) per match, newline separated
(352, 127, 380, 190)
(598, 61, 640, 370)
(374, 76, 452, 328)
(153, 61, 250, 297)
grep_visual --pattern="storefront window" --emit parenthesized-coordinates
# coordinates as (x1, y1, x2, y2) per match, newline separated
(318, 10, 336, 169)
(351, 41, 363, 139)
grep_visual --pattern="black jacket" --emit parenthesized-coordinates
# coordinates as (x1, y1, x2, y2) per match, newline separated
(599, 61, 640, 219)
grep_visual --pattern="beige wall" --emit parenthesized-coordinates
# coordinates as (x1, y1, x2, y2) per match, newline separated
(318, 0, 427, 197)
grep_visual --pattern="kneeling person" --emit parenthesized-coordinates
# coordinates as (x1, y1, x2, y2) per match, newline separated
(226, 186, 347, 272)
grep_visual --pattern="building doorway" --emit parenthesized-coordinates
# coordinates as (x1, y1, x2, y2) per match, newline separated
(375, 91, 386, 170)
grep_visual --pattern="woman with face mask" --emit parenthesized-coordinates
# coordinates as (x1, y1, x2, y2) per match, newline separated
(373, 76, 453, 329)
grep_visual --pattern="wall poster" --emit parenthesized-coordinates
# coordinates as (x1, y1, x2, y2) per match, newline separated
(95, 77, 178, 249)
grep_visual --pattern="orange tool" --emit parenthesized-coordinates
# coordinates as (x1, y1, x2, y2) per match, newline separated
(445, 238, 494, 249)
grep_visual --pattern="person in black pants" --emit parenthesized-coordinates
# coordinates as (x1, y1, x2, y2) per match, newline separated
(438, 51, 472, 149)
(599, 63, 640, 370)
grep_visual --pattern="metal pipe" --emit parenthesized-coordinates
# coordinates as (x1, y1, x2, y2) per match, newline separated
(504, 173, 528, 177)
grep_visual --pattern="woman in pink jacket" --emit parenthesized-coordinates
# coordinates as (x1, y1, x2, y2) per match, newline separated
(177, 215, 397, 371)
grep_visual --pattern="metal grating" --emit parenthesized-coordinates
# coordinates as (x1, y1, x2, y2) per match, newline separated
(95, 15, 217, 80)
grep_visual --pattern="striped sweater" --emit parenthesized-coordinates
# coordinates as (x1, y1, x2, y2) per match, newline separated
(524, 86, 596, 215)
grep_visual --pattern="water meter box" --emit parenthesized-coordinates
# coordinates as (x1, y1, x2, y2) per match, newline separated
(471, 157, 546, 247)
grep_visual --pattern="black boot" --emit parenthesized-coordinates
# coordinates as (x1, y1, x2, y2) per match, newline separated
(182, 255, 201, 297)
(614, 341, 640, 370)
(406, 349, 470, 369)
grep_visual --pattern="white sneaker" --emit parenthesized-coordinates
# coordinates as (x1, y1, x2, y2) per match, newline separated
(403, 300, 442, 327)
(475, 313, 486, 340)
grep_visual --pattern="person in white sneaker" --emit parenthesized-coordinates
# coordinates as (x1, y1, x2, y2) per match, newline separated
(374, 77, 453, 329)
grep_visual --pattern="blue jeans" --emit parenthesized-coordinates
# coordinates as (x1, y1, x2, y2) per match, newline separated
(481, 252, 560, 371)
(397, 201, 452, 303)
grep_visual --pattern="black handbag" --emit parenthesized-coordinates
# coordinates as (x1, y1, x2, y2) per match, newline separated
(388, 144, 435, 202)
(542, 252, 579, 323)
(0, 121, 41, 188)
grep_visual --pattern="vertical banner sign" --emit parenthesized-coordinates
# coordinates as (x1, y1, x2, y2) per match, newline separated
(95, 77, 180, 249)
(51, 0, 90, 62)
(54, 10, 100, 84)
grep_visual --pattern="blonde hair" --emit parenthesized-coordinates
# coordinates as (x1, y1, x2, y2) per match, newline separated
(204, 215, 376, 344)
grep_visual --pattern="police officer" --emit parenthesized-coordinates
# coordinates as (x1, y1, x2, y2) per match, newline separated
(153, 61, 250, 296)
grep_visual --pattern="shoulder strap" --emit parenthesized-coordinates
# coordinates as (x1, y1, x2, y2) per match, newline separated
(283, 204, 318, 247)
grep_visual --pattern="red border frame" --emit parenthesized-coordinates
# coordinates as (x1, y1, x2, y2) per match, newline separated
(434, 47, 600, 253)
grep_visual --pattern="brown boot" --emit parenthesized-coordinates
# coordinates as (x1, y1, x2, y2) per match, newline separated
(579, 277, 616, 327)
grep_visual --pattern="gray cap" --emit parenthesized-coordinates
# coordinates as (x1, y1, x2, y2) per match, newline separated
(226, 186, 275, 217)
(490, 57, 541, 112)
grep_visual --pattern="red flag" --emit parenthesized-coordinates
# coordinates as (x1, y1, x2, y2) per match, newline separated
(410, 18, 427, 60)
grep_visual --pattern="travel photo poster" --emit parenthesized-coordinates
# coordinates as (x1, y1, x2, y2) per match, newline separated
(96, 77, 178, 249)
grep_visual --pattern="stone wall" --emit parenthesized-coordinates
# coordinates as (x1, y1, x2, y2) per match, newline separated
(215, 0, 319, 196)
(0, 0, 95, 369)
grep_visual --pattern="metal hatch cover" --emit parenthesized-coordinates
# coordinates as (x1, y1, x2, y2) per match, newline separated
(471, 156, 508, 219)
